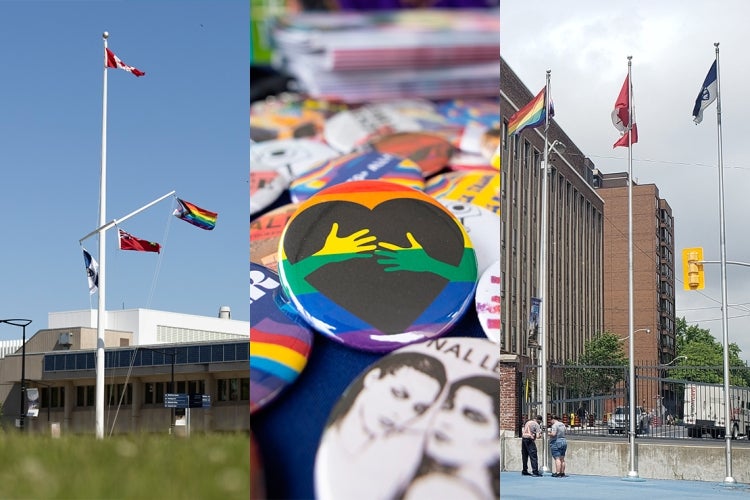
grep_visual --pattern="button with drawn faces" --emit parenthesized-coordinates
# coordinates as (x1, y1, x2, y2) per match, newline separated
(278, 180, 478, 352)
(250, 262, 314, 414)
(475, 259, 501, 344)
(314, 337, 500, 500)
(288, 151, 425, 204)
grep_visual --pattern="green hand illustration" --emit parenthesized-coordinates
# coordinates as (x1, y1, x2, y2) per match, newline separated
(376, 232, 434, 273)
(376, 232, 476, 281)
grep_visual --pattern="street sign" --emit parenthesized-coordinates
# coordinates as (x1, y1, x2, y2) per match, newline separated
(164, 393, 189, 409)
(189, 393, 211, 408)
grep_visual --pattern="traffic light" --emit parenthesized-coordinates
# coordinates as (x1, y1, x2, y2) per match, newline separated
(682, 247, 705, 291)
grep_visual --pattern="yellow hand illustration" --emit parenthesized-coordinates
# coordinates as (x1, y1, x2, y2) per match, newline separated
(378, 232, 422, 252)
(313, 222, 377, 257)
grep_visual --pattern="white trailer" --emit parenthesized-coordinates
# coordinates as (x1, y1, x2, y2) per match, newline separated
(683, 382, 750, 439)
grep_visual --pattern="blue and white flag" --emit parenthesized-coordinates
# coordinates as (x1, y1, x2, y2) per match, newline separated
(82, 247, 99, 295)
(692, 60, 718, 124)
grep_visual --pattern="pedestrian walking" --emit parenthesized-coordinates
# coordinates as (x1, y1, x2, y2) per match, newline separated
(521, 415, 544, 477)
(548, 414, 568, 478)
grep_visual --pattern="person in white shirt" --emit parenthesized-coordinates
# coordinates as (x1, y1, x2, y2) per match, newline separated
(521, 415, 543, 477)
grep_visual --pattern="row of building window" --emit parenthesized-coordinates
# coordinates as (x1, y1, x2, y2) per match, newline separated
(43, 342, 249, 373)
(38, 378, 249, 409)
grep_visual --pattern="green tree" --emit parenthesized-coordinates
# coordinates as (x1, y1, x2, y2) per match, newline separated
(669, 317, 750, 386)
(565, 332, 628, 397)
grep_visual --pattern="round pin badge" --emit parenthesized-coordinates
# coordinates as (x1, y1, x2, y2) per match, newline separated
(475, 259, 501, 344)
(323, 103, 425, 154)
(383, 98, 450, 131)
(438, 199, 500, 275)
(435, 98, 501, 130)
(288, 151, 424, 204)
(250, 262, 314, 414)
(251, 203, 300, 272)
(250, 94, 327, 142)
(251, 138, 340, 181)
(367, 132, 454, 177)
(447, 151, 493, 172)
(250, 169, 290, 216)
(314, 337, 500, 500)
(425, 170, 501, 215)
(278, 180, 478, 352)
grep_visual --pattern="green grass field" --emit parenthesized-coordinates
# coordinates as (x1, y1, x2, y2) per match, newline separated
(0, 431, 249, 499)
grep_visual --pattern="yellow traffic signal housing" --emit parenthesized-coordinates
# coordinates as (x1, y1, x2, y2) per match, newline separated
(682, 247, 705, 291)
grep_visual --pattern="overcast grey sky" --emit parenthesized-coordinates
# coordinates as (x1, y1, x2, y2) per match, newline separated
(501, 1, 750, 363)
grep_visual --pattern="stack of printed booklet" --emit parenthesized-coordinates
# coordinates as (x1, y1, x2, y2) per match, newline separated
(269, 8, 500, 103)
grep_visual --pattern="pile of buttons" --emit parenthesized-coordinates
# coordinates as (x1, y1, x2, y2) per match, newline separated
(250, 94, 502, 500)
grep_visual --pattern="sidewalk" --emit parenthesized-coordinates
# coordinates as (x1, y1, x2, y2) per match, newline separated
(501, 472, 750, 499)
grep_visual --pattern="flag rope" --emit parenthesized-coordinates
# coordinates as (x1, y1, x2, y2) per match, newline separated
(146, 203, 175, 308)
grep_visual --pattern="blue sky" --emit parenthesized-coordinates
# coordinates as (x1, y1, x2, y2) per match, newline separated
(0, 2, 249, 340)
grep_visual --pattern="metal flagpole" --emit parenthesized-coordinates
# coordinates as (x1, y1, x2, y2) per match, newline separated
(713, 42, 735, 485)
(625, 55, 641, 480)
(79, 191, 177, 244)
(539, 69, 551, 475)
(95, 31, 110, 440)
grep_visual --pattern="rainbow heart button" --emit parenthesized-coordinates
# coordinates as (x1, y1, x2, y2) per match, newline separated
(277, 180, 478, 352)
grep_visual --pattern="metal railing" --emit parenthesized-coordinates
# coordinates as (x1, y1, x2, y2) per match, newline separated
(521, 363, 750, 440)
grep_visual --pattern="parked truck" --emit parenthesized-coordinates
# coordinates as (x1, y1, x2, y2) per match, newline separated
(683, 382, 750, 439)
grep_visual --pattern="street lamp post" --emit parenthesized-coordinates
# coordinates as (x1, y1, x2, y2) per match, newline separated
(617, 328, 651, 342)
(659, 355, 687, 367)
(0, 319, 32, 431)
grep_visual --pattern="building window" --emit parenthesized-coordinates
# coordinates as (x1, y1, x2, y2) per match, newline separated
(145, 383, 155, 405)
(40, 387, 65, 409)
(76, 385, 95, 408)
(217, 378, 250, 402)
(106, 383, 132, 406)
(188, 380, 205, 395)
(145, 382, 165, 405)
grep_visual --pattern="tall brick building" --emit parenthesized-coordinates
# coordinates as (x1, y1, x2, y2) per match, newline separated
(499, 57, 605, 434)
(595, 171, 677, 411)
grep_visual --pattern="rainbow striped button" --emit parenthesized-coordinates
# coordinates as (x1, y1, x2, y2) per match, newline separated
(278, 180, 478, 352)
(250, 262, 314, 414)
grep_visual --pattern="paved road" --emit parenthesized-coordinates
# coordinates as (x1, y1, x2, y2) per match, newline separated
(501, 472, 750, 499)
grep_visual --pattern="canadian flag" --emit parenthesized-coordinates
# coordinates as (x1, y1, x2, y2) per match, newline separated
(612, 74, 638, 148)
(105, 48, 145, 77)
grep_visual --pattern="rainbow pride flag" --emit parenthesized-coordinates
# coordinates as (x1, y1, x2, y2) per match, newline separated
(173, 198, 217, 230)
(507, 87, 551, 136)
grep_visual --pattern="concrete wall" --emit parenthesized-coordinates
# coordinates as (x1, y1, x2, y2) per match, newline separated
(501, 436, 750, 483)
(48, 309, 248, 345)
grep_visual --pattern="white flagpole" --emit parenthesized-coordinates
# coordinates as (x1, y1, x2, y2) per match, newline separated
(625, 55, 640, 480)
(714, 42, 735, 485)
(95, 31, 110, 440)
(539, 69, 551, 475)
